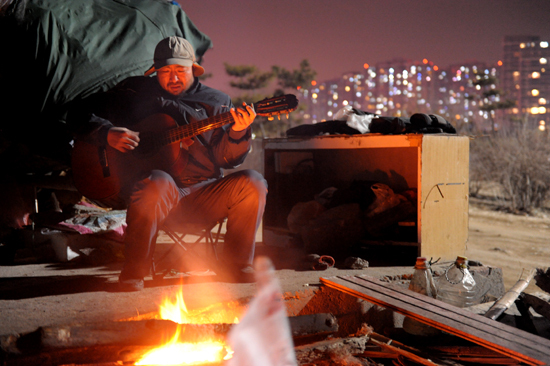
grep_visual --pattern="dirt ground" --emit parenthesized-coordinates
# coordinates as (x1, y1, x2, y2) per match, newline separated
(466, 200, 550, 294)
(0, 198, 549, 339)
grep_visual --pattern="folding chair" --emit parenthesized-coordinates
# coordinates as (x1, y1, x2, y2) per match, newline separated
(152, 219, 225, 280)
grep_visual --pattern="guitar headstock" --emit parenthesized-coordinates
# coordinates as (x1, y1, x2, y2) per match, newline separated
(254, 94, 298, 120)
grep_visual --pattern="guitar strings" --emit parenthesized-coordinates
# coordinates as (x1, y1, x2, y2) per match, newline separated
(158, 113, 234, 146)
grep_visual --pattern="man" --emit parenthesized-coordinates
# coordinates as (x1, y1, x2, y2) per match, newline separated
(69, 36, 267, 291)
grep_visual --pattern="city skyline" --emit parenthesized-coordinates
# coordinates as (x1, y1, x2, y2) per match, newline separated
(177, 0, 550, 94)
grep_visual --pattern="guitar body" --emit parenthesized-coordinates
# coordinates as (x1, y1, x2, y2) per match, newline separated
(71, 94, 299, 208)
(71, 114, 189, 208)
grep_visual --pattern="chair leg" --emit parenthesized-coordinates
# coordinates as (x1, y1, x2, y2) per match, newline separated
(211, 221, 224, 261)
(153, 221, 225, 278)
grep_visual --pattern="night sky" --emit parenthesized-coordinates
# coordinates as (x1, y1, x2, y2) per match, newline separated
(177, 0, 550, 94)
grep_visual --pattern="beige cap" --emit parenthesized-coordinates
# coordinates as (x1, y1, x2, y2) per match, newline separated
(144, 36, 205, 77)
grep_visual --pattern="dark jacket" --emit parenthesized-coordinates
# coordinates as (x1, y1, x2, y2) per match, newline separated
(68, 76, 252, 187)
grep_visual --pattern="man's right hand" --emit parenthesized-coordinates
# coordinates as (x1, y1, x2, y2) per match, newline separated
(107, 127, 140, 152)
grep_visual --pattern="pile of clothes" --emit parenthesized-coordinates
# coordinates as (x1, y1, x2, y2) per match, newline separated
(286, 106, 456, 137)
(286, 181, 417, 256)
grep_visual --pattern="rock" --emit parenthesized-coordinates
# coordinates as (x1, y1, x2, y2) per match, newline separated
(344, 257, 369, 269)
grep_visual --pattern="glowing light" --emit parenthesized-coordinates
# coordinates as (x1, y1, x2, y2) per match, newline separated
(136, 327, 231, 365)
(541, 41, 549, 48)
(434, 65, 439, 71)
(540, 58, 548, 64)
(455, 114, 461, 120)
(345, 86, 351, 92)
(134, 290, 240, 365)
(312, 93, 318, 99)
(311, 80, 317, 86)
(332, 93, 338, 100)
(531, 107, 540, 114)
(363, 63, 370, 69)
(342, 100, 349, 106)
(422, 58, 428, 64)
(540, 120, 546, 126)
(532, 71, 541, 79)
(539, 98, 547, 105)
(520, 43, 526, 48)
(539, 125, 546, 131)
(539, 107, 547, 114)
(497, 60, 503, 66)
(532, 89, 540, 97)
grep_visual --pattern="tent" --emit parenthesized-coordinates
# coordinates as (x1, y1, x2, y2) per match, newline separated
(0, 0, 212, 173)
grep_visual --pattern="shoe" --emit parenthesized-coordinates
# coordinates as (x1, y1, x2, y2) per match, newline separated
(118, 278, 144, 292)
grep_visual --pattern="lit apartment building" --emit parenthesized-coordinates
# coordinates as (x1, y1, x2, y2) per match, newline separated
(303, 35, 549, 132)
(306, 72, 366, 123)
(514, 40, 549, 131)
(304, 59, 487, 127)
(435, 62, 501, 132)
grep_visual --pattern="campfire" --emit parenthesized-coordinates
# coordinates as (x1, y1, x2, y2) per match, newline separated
(135, 289, 239, 365)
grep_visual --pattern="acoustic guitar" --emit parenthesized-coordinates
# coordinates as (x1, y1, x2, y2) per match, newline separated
(71, 94, 298, 208)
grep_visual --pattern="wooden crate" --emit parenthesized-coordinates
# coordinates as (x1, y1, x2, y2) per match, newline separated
(262, 134, 469, 261)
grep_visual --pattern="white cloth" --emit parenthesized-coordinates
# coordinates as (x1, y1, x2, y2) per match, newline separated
(333, 105, 375, 134)
(226, 257, 297, 366)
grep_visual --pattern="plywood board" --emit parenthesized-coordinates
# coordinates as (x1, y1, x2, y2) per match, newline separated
(263, 134, 422, 150)
(321, 274, 550, 365)
(420, 135, 469, 260)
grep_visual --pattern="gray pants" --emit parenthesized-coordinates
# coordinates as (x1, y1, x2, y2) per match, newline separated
(120, 169, 267, 280)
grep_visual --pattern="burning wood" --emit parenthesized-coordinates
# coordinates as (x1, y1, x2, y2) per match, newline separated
(0, 314, 339, 365)
(1, 256, 338, 366)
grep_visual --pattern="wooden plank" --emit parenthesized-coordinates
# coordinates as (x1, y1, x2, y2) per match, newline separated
(335, 275, 549, 354)
(263, 134, 423, 150)
(321, 275, 550, 365)
(420, 135, 469, 260)
(368, 332, 458, 366)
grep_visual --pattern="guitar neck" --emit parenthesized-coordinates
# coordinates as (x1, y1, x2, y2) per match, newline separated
(160, 112, 236, 146)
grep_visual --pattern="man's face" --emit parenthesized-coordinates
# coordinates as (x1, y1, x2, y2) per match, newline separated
(156, 64, 194, 95)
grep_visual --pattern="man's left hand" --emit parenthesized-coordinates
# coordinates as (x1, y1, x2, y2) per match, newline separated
(231, 103, 256, 132)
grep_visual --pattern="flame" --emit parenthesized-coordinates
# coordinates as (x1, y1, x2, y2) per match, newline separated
(135, 326, 231, 365)
(158, 290, 240, 324)
(159, 291, 189, 324)
(134, 289, 239, 365)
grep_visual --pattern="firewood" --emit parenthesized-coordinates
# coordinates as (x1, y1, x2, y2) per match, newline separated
(0, 314, 339, 366)
(290, 313, 338, 345)
(11, 320, 229, 352)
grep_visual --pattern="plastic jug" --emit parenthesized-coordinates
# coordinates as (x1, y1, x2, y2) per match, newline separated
(436, 256, 478, 308)
(408, 257, 437, 298)
(403, 257, 440, 336)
